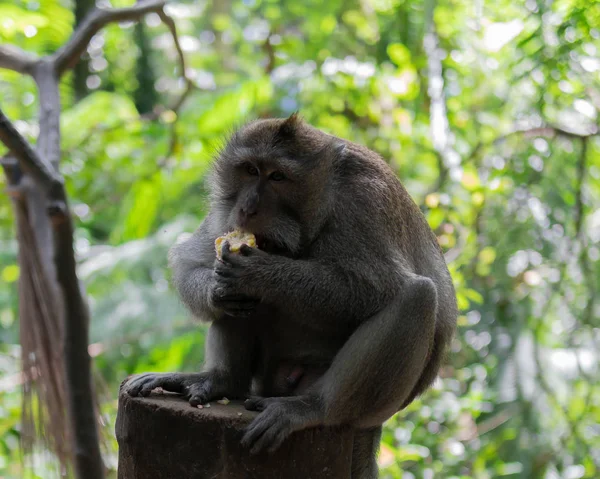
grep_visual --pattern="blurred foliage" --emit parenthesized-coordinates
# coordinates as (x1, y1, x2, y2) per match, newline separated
(1, 0, 599, 478)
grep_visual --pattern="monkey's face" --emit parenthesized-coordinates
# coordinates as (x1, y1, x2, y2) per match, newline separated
(217, 155, 313, 254)
(211, 116, 333, 255)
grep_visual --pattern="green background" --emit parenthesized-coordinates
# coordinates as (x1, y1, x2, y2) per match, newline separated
(0, 0, 598, 477)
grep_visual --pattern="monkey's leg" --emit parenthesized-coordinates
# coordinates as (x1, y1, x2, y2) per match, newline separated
(124, 316, 255, 406)
(320, 276, 437, 427)
(351, 427, 382, 479)
(242, 276, 437, 452)
(399, 328, 447, 410)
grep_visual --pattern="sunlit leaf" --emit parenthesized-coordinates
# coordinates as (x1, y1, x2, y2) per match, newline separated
(1, 265, 19, 283)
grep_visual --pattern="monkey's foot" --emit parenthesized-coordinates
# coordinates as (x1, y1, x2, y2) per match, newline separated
(123, 372, 241, 407)
(241, 395, 324, 455)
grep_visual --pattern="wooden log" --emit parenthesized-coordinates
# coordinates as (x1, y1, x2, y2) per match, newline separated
(115, 383, 354, 478)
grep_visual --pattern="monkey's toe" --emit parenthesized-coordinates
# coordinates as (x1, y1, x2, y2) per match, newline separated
(241, 407, 292, 455)
(187, 382, 211, 407)
(188, 394, 209, 407)
(183, 374, 235, 407)
(244, 396, 269, 411)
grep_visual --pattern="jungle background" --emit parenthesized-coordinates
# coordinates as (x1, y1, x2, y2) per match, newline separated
(0, 0, 599, 478)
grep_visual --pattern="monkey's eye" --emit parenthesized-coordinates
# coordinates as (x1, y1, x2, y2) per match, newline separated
(246, 164, 259, 176)
(269, 171, 286, 182)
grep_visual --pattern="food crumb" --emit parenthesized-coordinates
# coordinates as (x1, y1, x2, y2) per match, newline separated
(205, 403, 211, 408)
(237, 412, 243, 416)
(217, 397, 230, 405)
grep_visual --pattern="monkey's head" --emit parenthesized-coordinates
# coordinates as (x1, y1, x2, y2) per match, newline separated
(211, 114, 343, 254)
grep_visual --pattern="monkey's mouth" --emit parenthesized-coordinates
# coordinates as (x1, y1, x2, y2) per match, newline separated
(254, 234, 284, 254)
(255, 234, 270, 251)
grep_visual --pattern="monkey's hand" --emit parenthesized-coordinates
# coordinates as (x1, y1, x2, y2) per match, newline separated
(241, 395, 324, 454)
(213, 241, 273, 301)
(123, 371, 241, 407)
(208, 286, 260, 318)
(208, 241, 265, 317)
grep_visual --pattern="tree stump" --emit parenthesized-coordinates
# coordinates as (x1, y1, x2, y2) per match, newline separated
(115, 383, 354, 479)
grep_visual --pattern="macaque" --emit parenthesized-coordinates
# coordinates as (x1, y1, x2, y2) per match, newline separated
(124, 114, 457, 478)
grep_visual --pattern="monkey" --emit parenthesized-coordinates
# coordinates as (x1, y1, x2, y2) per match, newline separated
(124, 113, 457, 478)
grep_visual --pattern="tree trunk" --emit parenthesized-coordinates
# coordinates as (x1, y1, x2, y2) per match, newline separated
(115, 385, 354, 479)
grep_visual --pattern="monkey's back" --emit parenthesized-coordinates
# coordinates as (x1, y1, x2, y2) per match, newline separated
(333, 139, 457, 315)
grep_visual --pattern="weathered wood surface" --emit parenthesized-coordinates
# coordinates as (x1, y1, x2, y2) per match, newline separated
(116, 385, 353, 479)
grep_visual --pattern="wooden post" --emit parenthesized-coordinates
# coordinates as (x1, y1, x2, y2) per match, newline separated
(115, 384, 354, 478)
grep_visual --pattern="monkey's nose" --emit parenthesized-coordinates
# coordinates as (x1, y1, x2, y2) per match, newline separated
(238, 210, 256, 226)
(241, 206, 258, 217)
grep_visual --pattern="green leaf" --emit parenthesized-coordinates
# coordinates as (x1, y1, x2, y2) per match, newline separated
(464, 288, 484, 304)
(478, 247, 497, 264)
(62, 91, 139, 149)
(1, 265, 19, 283)
(196, 78, 273, 136)
(387, 43, 412, 66)
(428, 209, 445, 230)
(113, 176, 161, 242)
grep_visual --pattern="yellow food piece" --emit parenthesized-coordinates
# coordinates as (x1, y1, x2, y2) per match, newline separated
(215, 230, 257, 259)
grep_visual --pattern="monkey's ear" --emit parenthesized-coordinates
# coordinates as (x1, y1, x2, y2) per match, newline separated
(277, 112, 302, 139)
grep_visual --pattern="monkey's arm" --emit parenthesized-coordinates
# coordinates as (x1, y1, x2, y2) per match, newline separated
(124, 316, 256, 404)
(216, 242, 395, 327)
(168, 214, 218, 320)
(128, 216, 259, 403)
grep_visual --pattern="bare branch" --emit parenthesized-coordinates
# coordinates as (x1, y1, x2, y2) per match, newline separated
(0, 44, 38, 75)
(157, 9, 194, 113)
(469, 124, 599, 160)
(0, 108, 63, 189)
(574, 137, 588, 240)
(54, 0, 166, 75)
(263, 34, 276, 74)
(1, 155, 23, 188)
(424, 28, 458, 188)
(33, 60, 62, 169)
(49, 196, 105, 479)
(497, 125, 598, 142)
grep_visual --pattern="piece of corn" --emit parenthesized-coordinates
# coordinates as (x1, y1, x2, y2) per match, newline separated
(215, 230, 257, 259)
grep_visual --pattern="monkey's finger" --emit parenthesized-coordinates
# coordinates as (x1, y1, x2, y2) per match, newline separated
(222, 241, 231, 254)
(217, 301, 257, 309)
(223, 309, 255, 318)
(139, 378, 163, 397)
(126, 373, 179, 397)
(213, 293, 254, 302)
(124, 373, 157, 396)
(213, 294, 258, 308)
(239, 244, 264, 257)
(214, 267, 236, 278)
(214, 261, 244, 277)
(138, 374, 188, 397)
(244, 396, 268, 412)
(219, 241, 238, 264)
(217, 300, 258, 310)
